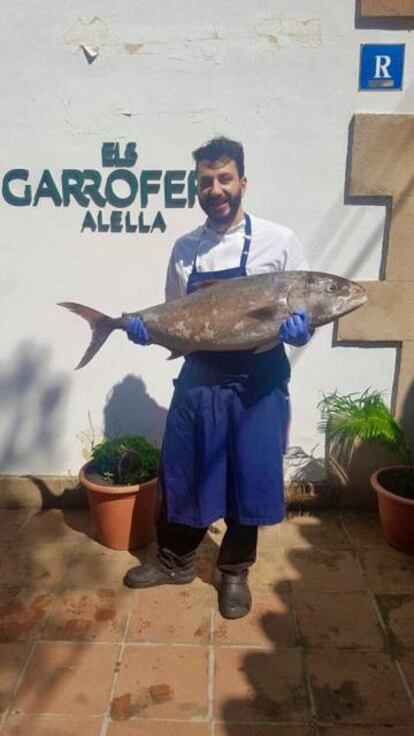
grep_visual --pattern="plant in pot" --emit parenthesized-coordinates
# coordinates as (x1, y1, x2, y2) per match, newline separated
(318, 388, 414, 553)
(79, 435, 161, 551)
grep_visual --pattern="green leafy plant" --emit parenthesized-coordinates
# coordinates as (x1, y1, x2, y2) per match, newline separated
(91, 435, 161, 485)
(318, 388, 411, 463)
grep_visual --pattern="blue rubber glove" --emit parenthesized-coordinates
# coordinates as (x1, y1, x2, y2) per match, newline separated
(278, 309, 313, 347)
(125, 317, 150, 345)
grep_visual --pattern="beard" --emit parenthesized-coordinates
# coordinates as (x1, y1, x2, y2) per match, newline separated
(199, 190, 242, 227)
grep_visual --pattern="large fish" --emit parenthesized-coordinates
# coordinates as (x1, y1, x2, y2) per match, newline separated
(59, 271, 367, 369)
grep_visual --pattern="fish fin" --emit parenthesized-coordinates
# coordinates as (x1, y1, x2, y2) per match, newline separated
(247, 306, 278, 320)
(167, 351, 183, 360)
(253, 340, 280, 354)
(58, 302, 116, 369)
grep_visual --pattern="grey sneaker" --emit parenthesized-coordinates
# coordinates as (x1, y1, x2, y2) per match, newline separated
(218, 571, 252, 619)
(123, 561, 196, 589)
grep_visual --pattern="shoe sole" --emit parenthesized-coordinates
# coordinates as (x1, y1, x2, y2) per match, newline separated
(219, 605, 252, 619)
(218, 585, 252, 619)
(123, 575, 196, 589)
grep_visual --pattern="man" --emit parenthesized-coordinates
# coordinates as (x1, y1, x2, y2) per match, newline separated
(123, 137, 312, 619)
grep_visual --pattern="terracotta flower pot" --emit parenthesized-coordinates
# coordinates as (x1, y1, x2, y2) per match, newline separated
(371, 465, 414, 555)
(79, 462, 157, 551)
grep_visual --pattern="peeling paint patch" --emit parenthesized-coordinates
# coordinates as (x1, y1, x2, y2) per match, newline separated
(124, 43, 143, 55)
(80, 45, 99, 64)
(187, 40, 223, 63)
(64, 16, 108, 47)
(168, 40, 224, 65)
(255, 18, 321, 48)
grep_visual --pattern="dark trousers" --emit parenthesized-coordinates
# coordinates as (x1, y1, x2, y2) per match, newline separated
(156, 495, 258, 575)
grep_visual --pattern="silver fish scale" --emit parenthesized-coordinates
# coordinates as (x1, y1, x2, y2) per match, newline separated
(138, 272, 309, 354)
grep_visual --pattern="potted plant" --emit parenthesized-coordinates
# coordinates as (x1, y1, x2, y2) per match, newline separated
(79, 435, 161, 551)
(318, 388, 414, 553)
(318, 389, 405, 510)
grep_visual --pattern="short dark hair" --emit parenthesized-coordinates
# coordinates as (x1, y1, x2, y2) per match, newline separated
(192, 136, 245, 178)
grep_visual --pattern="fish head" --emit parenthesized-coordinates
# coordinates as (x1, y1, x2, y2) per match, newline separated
(288, 272, 368, 326)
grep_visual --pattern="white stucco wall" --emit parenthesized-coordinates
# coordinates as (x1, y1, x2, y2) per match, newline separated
(0, 1, 410, 476)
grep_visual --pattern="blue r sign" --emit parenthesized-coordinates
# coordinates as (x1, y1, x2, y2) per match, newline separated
(359, 44, 405, 91)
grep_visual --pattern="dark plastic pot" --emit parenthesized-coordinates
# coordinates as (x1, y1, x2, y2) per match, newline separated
(79, 462, 157, 550)
(371, 465, 414, 555)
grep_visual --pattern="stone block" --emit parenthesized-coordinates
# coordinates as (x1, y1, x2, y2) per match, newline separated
(361, 0, 414, 16)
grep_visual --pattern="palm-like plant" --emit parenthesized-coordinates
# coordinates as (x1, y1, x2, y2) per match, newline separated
(318, 389, 411, 463)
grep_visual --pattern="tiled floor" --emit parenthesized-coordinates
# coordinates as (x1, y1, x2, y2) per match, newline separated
(1, 507, 414, 735)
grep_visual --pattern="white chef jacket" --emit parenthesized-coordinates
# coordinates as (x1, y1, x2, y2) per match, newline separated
(165, 213, 308, 301)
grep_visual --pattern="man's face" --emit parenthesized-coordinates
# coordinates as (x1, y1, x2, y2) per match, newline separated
(197, 158, 247, 227)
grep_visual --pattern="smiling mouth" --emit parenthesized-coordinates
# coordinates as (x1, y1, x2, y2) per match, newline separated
(210, 200, 229, 211)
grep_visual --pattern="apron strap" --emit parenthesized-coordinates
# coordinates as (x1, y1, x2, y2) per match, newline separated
(239, 213, 252, 274)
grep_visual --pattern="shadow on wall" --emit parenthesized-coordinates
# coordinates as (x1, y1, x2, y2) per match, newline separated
(0, 342, 69, 474)
(103, 373, 168, 446)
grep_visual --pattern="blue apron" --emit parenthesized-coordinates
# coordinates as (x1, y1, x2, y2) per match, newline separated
(161, 213, 290, 528)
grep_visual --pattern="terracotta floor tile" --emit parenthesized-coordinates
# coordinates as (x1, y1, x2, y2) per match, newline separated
(376, 595, 414, 651)
(340, 512, 387, 549)
(3, 714, 102, 735)
(257, 523, 280, 549)
(0, 587, 53, 641)
(285, 550, 365, 592)
(63, 542, 138, 589)
(307, 650, 414, 724)
(112, 644, 208, 720)
(127, 585, 212, 644)
(0, 545, 75, 590)
(107, 722, 209, 735)
(0, 643, 30, 713)
(319, 727, 414, 736)
(0, 509, 33, 523)
(278, 514, 349, 551)
(16, 510, 93, 546)
(0, 510, 33, 547)
(215, 726, 316, 736)
(208, 519, 226, 536)
(214, 647, 310, 722)
(295, 592, 384, 649)
(13, 641, 119, 715)
(40, 587, 131, 641)
(214, 590, 296, 648)
(357, 548, 414, 594)
(249, 548, 290, 592)
(203, 527, 222, 553)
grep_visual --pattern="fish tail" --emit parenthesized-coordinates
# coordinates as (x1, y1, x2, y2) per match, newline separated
(58, 302, 117, 369)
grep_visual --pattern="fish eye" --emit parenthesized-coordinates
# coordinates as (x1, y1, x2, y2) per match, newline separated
(326, 283, 338, 293)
